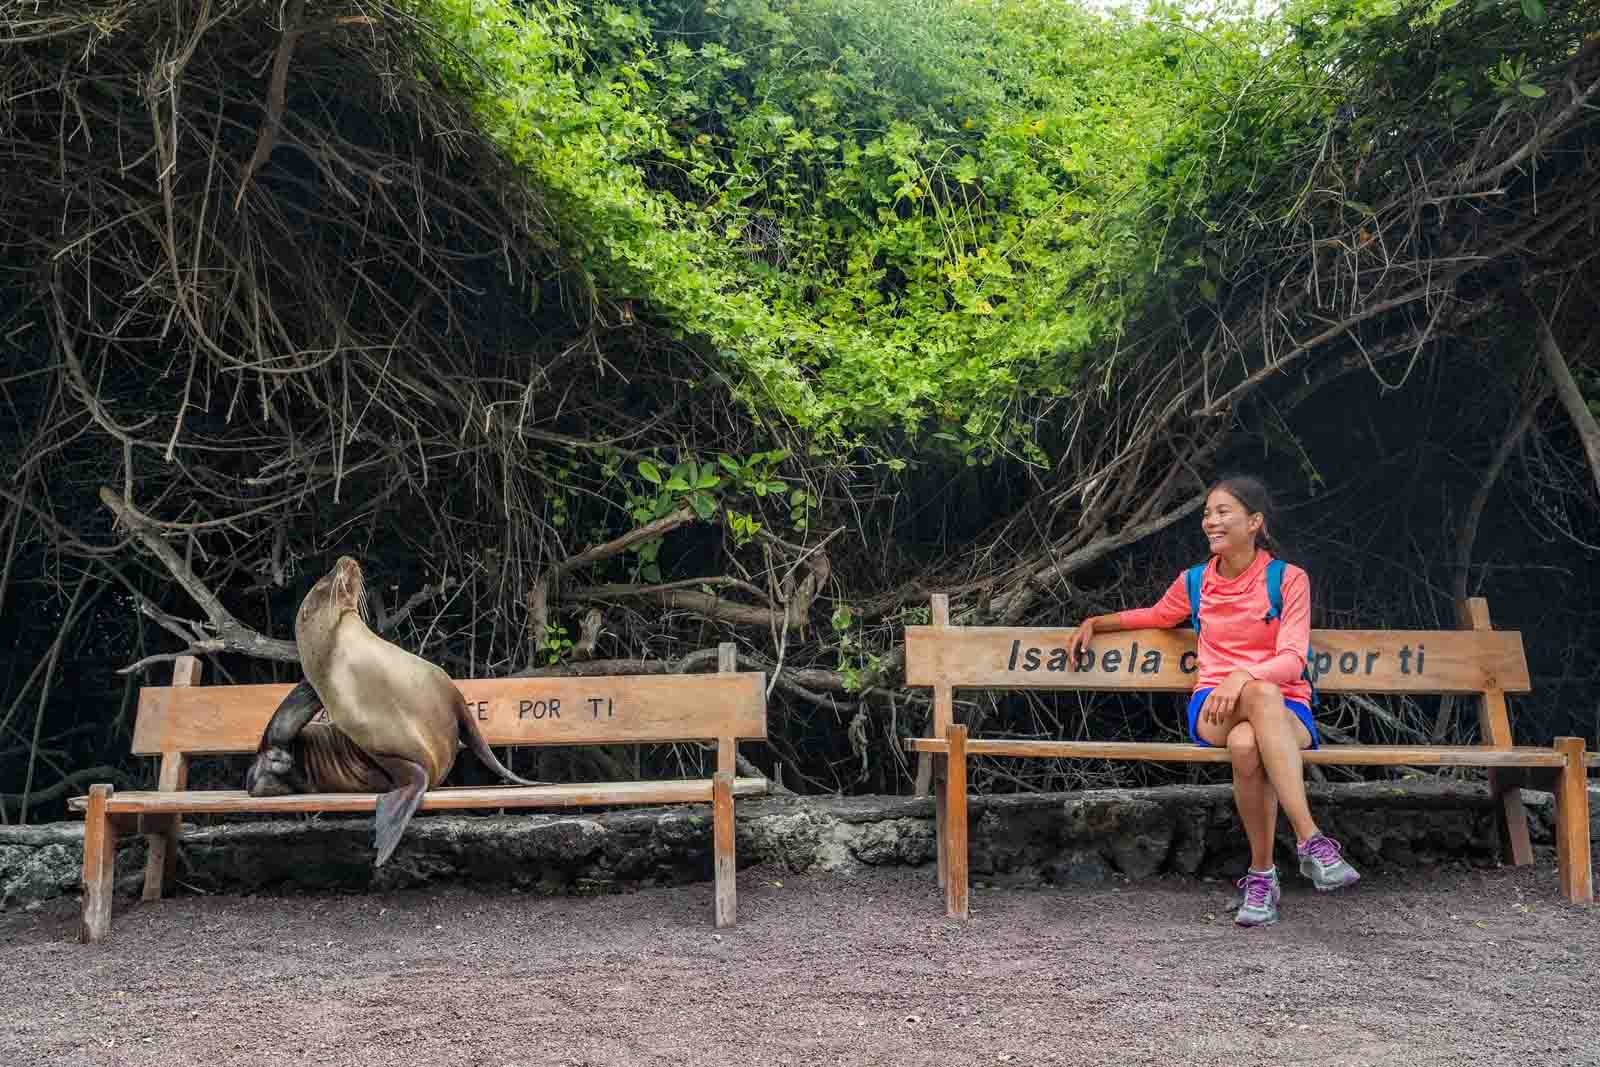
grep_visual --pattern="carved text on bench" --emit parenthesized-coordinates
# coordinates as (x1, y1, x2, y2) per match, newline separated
(1019, 640, 1429, 680)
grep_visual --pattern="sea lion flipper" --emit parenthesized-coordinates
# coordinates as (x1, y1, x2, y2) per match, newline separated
(245, 679, 324, 796)
(371, 755, 429, 867)
(452, 689, 546, 787)
(258, 679, 324, 751)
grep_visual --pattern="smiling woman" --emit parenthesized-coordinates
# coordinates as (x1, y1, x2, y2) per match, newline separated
(1065, 473, 1361, 928)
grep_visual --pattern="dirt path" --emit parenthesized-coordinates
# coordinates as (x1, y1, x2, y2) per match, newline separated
(2, 858, 1596, 1067)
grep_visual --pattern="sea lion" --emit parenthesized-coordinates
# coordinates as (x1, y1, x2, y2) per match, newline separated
(246, 556, 540, 866)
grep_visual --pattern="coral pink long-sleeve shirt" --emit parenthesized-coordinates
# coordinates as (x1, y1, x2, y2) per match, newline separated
(1118, 551, 1313, 707)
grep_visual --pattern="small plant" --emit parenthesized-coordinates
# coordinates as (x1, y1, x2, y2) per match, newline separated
(832, 603, 863, 691)
(1487, 54, 1546, 102)
(716, 450, 789, 499)
(543, 623, 573, 665)
(726, 509, 763, 546)
(638, 456, 720, 519)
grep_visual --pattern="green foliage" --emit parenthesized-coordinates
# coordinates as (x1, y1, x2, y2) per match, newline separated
(415, 0, 1288, 458)
(1279, 0, 1583, 118)
(542, 623, 575, 664)
(830, 601, 870, 691)
(553, 444, 812, 580)
(418, 0, 1587, 461)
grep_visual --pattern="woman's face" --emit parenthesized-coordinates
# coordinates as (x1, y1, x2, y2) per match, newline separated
(1202, 488, 1262, 556)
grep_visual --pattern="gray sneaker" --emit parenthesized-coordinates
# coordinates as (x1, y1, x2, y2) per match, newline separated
(1297, 832, 1360, 891)
(1234, 867, 1281, 927)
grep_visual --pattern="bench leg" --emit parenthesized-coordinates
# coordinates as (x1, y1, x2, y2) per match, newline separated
(944, 725, 969, 920)
(934, 758, 948, 890)
(712, 771, 736, 928)
(143, 752, 189, 900)
(1554, 738, 1594, 906)
(79, 784, 118, 944)
(142, 816, 182, 901)
(1489, 770, 1534, 867)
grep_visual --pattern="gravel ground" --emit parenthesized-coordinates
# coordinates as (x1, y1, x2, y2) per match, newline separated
(2, 857, 1596, 1067)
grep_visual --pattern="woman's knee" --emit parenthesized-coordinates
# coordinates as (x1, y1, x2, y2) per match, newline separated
(1240, 680, 1283, 710)
(1241, 683, 1314, 749)
(1226, 722, 1263, 774)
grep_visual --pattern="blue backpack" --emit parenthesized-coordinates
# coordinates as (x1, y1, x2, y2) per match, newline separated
(1183, 559, 1317, 706)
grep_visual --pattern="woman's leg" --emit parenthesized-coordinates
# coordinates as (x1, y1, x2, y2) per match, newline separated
(1236, 680, 1317, 843)
(1237, 680, 1361, 891)
(1225, 721, 1279, 871)
(1205, 717, 1283, 926)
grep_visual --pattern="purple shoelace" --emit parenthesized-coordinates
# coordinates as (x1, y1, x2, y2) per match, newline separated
(1238, 870, 1274, 907)
(1302, 833, 1345, 864)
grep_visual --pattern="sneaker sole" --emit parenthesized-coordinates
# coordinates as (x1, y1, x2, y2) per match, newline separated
(1235, 912, 1279, 927)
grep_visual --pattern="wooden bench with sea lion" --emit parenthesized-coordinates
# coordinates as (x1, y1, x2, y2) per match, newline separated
(70, 646, 769, 943)
(904, 593, 1594, 918)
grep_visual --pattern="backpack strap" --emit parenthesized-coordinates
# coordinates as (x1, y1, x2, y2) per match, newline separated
(1183, 563, 1206, 632)
(1267, 558, 1319, 707)
(1264, 558, 1285, 621)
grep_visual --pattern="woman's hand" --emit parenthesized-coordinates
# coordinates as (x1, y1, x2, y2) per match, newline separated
(1201, 669, 1254, 726)
(1066, 618, 1097, 670)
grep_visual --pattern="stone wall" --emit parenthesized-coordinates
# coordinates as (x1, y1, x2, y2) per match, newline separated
(2, 782, 1595, 908)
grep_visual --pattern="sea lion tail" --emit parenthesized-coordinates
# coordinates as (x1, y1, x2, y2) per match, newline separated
(453, 690, 546, 786)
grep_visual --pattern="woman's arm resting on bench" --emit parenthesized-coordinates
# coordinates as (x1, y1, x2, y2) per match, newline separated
(1067, 571, 1190, 666)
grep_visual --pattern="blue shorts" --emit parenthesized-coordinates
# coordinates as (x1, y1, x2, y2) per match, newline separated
(1187, 687, 1319, 750)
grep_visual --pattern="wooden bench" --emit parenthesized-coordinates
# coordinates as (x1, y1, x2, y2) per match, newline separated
(903, 594, 1595, 918)
(69, 644, 768, 942)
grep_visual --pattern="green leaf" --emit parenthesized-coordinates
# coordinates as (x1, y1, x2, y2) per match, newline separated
(1197, 278, 1218, 302)
(638, 460, 662, 485)
(665, 476, 691, 491)
(696, 470, 721, 489)
(1516, 82, 1545, 98)
(691, 491, 717, 519)
(718, 454, 741, 475)
(1520, 0, 1545, 23)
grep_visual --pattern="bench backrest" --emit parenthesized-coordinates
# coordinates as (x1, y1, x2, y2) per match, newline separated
(906, 594, 1529, 747)
(132, 645, 766, 785)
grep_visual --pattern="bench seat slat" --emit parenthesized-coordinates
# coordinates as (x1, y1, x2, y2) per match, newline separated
(905, 738, 1566, 768)
(67, 777, 770, 816)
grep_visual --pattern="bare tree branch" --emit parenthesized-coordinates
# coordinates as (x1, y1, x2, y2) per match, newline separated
(1531, 295, 1600, 497)
(528, 505, 699, 651)
(98, 486, 299, 664)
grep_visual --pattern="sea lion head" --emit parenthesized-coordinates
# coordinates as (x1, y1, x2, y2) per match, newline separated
(295, 556, 369, 664)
